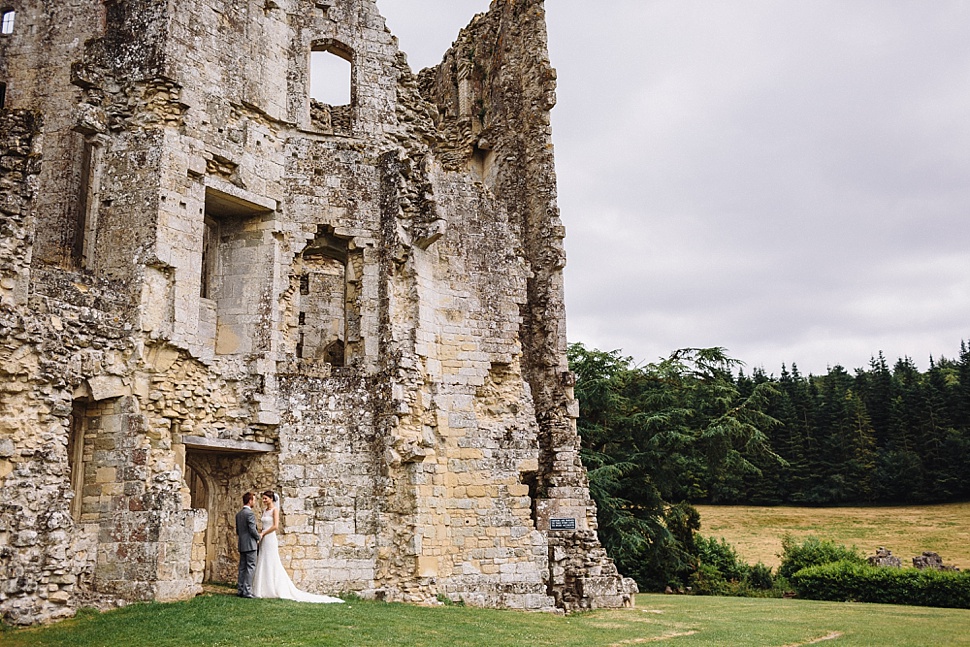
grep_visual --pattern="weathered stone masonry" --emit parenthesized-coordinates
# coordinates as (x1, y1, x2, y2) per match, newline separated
(0, 0, 636, 625)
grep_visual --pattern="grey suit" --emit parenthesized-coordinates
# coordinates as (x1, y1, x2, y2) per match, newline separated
(235, 505, 260, 597)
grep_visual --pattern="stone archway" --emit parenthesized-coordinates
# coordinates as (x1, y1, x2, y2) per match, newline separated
(182, 436, 276, 584)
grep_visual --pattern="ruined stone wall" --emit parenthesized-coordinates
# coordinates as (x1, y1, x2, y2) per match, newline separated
(1, 0, 107, 271)
(420, 0, 636, 609)
(0, 109, 38, 306)
(0, 107, 206, 623)
(1, 0, 633, 625)
(275, 374, 379, 595)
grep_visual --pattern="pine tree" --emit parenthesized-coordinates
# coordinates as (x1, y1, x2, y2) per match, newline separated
(859, 352, 894, 446)
(880, 358, 926, 501)
(922, 357, 963, 500)
(779, 364, 818, 503)
(811, 367, 878, 503)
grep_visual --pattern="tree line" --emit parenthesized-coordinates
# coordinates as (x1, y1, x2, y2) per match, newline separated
(567, 340, 970, 589)
(727, 347, 970, 505)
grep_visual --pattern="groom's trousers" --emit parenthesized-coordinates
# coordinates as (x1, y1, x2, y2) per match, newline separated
(238, 549, 257, 597)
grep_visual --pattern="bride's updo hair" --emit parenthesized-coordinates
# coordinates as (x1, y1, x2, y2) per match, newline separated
(262, 490, 276, 502)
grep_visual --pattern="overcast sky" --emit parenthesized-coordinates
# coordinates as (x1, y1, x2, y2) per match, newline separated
(378, 1, 970, 375)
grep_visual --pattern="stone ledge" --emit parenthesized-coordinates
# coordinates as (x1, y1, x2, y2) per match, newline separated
(180, 436, 275, 454)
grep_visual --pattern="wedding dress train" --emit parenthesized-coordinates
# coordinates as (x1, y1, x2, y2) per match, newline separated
(252, 509, 343, 603)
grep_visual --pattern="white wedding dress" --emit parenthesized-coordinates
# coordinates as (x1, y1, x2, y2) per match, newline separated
(252, 508, 343, 603)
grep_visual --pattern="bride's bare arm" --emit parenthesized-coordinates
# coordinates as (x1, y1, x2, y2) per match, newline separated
(261, 507, 279, 538)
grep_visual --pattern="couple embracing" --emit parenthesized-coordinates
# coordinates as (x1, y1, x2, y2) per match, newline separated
(235, 490, 343, 603)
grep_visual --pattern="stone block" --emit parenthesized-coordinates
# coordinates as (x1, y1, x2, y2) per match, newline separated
(87, 376, 130, 401)
(414, 556, 438, 577)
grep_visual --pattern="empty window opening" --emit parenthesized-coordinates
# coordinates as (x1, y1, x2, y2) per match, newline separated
(296, 255, 346, 364)
(0, 82, 6, 109)
(293, 227, 353, 366)
(310, 49, 351, 106)
(201, 186, 275, 355)
(309, 43, 353, 135)
(323, 340, 344, 366)
(1, 11, 14, 35)
(520, 472, 539, 529)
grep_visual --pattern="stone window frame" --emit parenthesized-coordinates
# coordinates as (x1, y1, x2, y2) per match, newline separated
(294, 228, 352, 366)
(200, 181, 277, 356)
(71, 135, 105, 271)
(0, 10, 13, 35)
(308, 38, 355, 135)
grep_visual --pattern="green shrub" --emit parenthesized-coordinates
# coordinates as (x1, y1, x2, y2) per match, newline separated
(791, 561, 970, 608)
(689, 562, 729, 596)
(744, 562, 774, 590)
(689, 537, 780, 598)
(778, 534, 865, 579)
(689, 565, 783, 598)
(696, 535, 747, 582)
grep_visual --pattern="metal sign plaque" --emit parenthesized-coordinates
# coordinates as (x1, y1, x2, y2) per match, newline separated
(550, 517, 577, 531)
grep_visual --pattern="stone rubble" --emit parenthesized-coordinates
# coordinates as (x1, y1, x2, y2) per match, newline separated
(867, 547, 901, 568)
(912, 551, 959, 572)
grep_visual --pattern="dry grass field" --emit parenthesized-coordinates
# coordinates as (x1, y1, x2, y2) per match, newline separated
(695, 501, 970, 570)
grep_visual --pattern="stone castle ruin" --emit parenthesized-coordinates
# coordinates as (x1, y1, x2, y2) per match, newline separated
(0, 0, 635, 625)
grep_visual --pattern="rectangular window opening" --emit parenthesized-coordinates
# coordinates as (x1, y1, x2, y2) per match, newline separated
(202, 185, 275, 356)
(520, 472, 540, 529)
(294, 227, 351, 367)
(71, 141, 97, 268)
(1, 11, 14, 35)
(310, 50, 351, 106)
(309, 46, 353, 136)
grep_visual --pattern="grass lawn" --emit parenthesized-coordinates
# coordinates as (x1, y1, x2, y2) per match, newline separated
(3, 593, 970, 646)
(696, 501, 970, 570)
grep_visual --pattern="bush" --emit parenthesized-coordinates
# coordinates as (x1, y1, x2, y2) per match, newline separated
(689, 562, 729, 596)
(745, 562, 774, 590)
(696, 536, 747, 582)
(791, 560, 970, 608)
(689, 537, 780, 598)
(778, 534, 865, 579)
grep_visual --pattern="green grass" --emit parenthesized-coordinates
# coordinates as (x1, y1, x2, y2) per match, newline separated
(696, 501, 970, 570)
(4, 593, 970, 646)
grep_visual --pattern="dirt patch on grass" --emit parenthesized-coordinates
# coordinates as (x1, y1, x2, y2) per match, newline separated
(782, 631, 844, 646)
(610, 631, 698, 645)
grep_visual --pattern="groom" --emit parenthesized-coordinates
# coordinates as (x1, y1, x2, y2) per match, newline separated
(235, 492, 260, 598)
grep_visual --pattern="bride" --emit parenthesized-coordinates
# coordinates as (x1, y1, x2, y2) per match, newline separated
(252, 490, 343, 603)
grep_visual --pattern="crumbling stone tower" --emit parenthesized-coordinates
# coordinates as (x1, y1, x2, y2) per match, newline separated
(0, 0, 636, 625)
